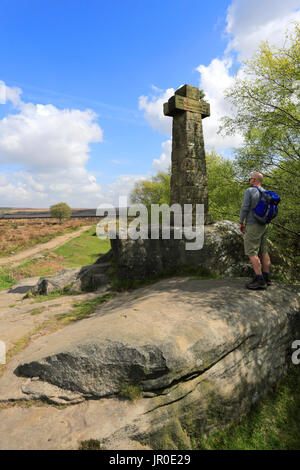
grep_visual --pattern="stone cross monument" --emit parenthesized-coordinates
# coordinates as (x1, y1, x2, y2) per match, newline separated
(163, 84, 211, 225)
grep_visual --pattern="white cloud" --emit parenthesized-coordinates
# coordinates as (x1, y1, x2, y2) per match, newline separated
(0, 81, 108, 207)
(197, 58, 244, 152)
(138, 1, 300, 172)
(226, 0, 300, 61)
(195, 0, 300, 153)
(138, 88, 174, 136)
(0, 81, 6, 104)
(152, 139, 172, 173)
(0, 167, 105, 208)
(0, 80, 22, 106)
(0, 90, 102, 170)
(0, 84, 148, 208)
(139, 2, 299, 166)
(102, 174, 147, 206)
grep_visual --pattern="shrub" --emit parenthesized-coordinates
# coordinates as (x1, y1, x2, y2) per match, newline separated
(119, 385, 143, 402)
(50, 202, 72, 223)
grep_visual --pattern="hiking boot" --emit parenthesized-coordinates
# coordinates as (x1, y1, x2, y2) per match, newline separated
(263, 273, 271, 286)
(246, 276, 267, 290)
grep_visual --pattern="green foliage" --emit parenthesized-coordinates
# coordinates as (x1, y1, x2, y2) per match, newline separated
(219, 22, 300, 276)
(206, 150, 244, 222)
(220, 23, 300, 167)
(129, 152, 243, 224)
(199, 89, 206, 100)
(0, 269, 15, 291)
(50, 202, 72, 222)
(130, 170, 171, 209)
(265, 164, 300, 277)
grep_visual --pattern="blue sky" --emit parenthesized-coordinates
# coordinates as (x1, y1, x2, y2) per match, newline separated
(0, 0, 299, 207)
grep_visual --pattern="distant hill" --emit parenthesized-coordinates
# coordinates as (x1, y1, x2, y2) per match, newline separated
(0, 208, 120, 219)
(0, 208, 97, 219)
(0, 208, 12, 215)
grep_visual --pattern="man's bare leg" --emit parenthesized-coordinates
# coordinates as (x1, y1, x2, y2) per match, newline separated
(249, 255, 262, 275)
(246, 255, 266, 289)
(261, 252, 271, 273)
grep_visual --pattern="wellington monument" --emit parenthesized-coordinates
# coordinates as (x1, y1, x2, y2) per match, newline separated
(163, 84, 211, 225)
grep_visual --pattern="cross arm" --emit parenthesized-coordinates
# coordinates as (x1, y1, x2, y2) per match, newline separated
(163, 95, 210, 118)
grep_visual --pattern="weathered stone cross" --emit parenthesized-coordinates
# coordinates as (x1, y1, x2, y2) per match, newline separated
(163, 84, 211, 225)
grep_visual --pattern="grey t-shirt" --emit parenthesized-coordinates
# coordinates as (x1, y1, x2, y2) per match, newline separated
(240, 186, 264, 225)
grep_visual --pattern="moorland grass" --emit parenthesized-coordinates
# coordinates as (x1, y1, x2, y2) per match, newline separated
(0, 218, 91, 257)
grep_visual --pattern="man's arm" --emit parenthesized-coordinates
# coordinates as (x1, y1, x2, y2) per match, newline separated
(239, 189, 251, 233)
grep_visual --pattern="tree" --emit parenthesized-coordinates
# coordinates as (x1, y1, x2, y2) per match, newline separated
(130, 170, 171, 208)
(220, 23, 300, 175)
(129, 153, 243, 222)
(219, 22, 300, 275)
(50, 202, 72, 223)
(206, 150, 244, 222)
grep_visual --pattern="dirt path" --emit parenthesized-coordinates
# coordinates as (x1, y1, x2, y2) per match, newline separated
(0, 275, 163, 450)
(0, 275, 153, 450)
(0, 226, 92, 268)
(0, 277, 110, 354)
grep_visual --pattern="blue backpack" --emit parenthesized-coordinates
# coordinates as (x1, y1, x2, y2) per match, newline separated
(253, 186, 280, 224)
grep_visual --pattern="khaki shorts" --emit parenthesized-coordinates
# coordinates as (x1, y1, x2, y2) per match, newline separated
(244, 223, 268, 257)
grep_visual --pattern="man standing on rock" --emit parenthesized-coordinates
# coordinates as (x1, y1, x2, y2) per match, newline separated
(239, 172, 271, 290)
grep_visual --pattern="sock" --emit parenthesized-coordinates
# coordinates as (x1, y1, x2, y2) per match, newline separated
(263, 272, 270, 279)
(256, 274, 263, 279)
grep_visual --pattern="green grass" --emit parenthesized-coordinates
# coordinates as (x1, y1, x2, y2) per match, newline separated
(54, 227, 110, 267)
(70, 293, 114, 318)
(191, 365, 300, 450)
(0, 256, 62, 291)
(119, 385, 143, 402)
(0, 269, 15, 291)
(27, 287, 80, 303)
(0, 222, 90, 259)
(30, 307, 44, 316)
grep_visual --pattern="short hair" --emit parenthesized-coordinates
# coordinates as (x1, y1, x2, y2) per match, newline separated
(250, 172, 263, 183)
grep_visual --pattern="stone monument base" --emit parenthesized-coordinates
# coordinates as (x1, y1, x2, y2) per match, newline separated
(110, 220, 287, 281)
